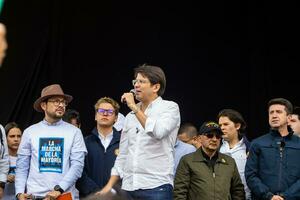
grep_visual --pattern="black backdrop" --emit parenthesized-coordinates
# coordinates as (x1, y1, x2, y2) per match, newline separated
(0, 1, 299, 140)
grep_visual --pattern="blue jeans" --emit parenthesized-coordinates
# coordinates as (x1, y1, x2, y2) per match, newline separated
(126, 184, 173, 200)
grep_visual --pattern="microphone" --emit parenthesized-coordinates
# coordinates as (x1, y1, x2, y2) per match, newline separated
(130, 89, 136, 95)
(122, 89, 136, 104)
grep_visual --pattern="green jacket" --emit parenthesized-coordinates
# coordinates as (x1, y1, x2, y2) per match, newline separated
(174, 148, 245, 200)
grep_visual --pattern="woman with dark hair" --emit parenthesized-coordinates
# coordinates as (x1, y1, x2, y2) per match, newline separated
(4, 122, 22, 200)
(217, 109, 251, 200)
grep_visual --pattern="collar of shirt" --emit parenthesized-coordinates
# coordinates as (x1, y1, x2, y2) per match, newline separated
(98, 131, 114, 141)
(222, 138, 245, 151)
(98, 131, 113, 151)
(42, 119, 63, 126)
(175, 139, 179, 147)
(132, 96, 162, 115)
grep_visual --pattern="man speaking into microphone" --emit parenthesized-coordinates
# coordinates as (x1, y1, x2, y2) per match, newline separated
(97, 64, 180, 200)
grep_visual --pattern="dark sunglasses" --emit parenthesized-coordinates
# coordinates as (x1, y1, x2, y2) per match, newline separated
(203, 132, 222, 139)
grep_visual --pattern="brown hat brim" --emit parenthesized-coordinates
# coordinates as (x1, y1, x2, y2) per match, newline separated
(33, 94, 73, 112)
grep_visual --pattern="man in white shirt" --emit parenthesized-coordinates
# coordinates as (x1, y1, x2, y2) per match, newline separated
(98, 64, 180, 200)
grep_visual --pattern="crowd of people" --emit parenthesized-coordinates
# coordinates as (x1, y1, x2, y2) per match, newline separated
(1, 64, 300, 200)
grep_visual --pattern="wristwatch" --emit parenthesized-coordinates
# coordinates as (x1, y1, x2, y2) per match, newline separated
(0, 181, 5, 189)
(54, 185, 64, 194)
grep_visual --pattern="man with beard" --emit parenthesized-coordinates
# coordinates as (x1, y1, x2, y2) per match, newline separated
(174, 121, 245, 200)
(15, 84, 87, 200)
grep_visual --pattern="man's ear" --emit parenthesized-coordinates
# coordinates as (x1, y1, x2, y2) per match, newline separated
(235, 123, 241, 131)
(287, 114, 292, 125)
(153, 83, 160, 93)
(40, 102, 47, 111)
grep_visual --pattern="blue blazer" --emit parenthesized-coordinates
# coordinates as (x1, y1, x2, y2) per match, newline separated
(76, 127, 121, 197)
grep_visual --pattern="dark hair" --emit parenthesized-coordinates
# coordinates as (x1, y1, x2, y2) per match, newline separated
(217, 109, 246, 140)
(178, 123, 198, 137)
(267, 98, 293, 114)
(63, 109, 81, 126)
(4, 122, 21, 136)
(292, 106, 300, 120)
(134, 64, 166, 96)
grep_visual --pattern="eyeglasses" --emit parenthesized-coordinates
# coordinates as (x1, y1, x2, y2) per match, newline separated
(97, 108, 115, 116)
(203, 132, 222, 139)
(132, 79, 149, 86)
(47, 99, 68, 107)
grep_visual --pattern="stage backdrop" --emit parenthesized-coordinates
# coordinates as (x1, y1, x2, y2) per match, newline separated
(0, 1, 299, 139)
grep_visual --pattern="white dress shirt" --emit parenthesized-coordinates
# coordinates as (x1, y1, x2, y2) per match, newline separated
(111, 97, 180, 191)
(98, 131, 113, 151)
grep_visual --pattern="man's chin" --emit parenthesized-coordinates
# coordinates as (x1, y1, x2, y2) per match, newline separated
(208, 145, 218, 150)
(54, 114, 63, 120)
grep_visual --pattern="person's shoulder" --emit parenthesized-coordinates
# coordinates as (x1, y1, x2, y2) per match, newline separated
(158, 98, 180, 112)
(84, 128, 99, 142)
(182, 149, 198, 161)
(24, 121, 43, 132)
(288, 134, 300, 146)
(113, 129, 121, 137)
(251, 132, 272, 145)
(178, 140, 196, 151)
(84, 134, 98, 146)
(219, 152, 236, 164)
(84, 133, 95, 140)
(160, 98, 178, 106)
(62, 121, 80, 130)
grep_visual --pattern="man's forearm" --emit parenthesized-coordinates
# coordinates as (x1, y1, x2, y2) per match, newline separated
(106, 175, 120, 188)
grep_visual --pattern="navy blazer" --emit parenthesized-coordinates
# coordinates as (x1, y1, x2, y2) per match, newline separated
(76, 127, 121, 196)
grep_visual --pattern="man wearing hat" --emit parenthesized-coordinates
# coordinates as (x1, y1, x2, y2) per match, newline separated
(15, 84, 87, 200)
(173, 121, 245, 200)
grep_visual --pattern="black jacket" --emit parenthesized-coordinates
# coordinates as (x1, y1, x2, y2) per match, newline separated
(76, 127, 121, 196)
